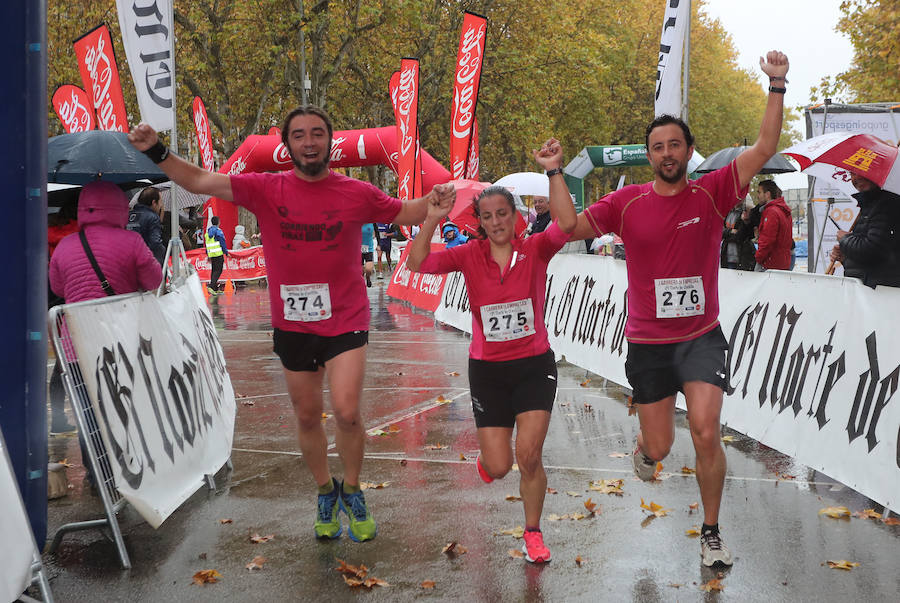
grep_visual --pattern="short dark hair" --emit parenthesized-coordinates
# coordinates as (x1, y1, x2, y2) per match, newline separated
(211, 216, 220, 226)
(645, 114, 695, 149)
(758, 179, 782, 199)
(281, 105, 334, 148)
(137, 186, 160, 206)
(473, 186, 517, 239)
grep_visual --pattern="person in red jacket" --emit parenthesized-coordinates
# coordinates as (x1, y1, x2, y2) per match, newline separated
(754, 180, 792, 271)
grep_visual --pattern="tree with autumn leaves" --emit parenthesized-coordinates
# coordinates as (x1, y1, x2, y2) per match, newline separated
(48, 0, 801, 200)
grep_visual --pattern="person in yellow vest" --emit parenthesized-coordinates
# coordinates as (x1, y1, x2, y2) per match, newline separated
(205, 215, 230, 293)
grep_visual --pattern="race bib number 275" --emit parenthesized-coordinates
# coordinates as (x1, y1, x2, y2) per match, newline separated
(281, 283, 332, 322)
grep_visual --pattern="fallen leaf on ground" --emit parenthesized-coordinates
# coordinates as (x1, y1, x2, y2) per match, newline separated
(442, 542, 467, 555)
(583, 403, 593, 411)
(499, 526, 524, 539)
(445, 371, 460, 376)
(218, 518, 233, 524)
(360, 481, 390, 490)
(608, 452, 628, 458)
(508, 549, 524, 559)
(589, 479, 624, 495)
(777, 472, 796, 480)
(395, 372, 404, 376)
(700, 578, 725, 592)
(818, 506, 851, 519)
(584, 498, 598, 514)
(685, 526, 701, 537)
(511, 463, 519, 471)
(245, 556, 266, 571)
(688, 502, 699, 512)
(653, 461, 664, 480)
(680, 466, 696, 475)
(424, 443, 448, 450)
(559, 401, 570, 407)
(192, 569, 222, 585)
(335, 559, 368, 579)
(459, 453, 467, 461)
(505, 494, 522, 502)
(882, 516, 900, 525)
(320, 412, 330, 419)
(668, 583, 683, 588)
(56, 458, 74, 467)
(826, 560, 860, 570)
(367, 429, 387, 436)
(435, 395, 451, 404)
(387, 424, 401, 433)
(363, 578, 389, 588)
(575, 555, 583, 566)
(399, 459, 408, 466)
(235, 392, 247, 398)
(343, 575, 363, 587)
(240, 400, 255, 406)
(853, 509, 882, 520)
(566, 491, 581, 497)
(580, 378, 591, 387)
(626, 397, 636, 416)
(640, 498, 671, 517)
(421, 580, 436, 589)
(249, 532, 275, 543)
(546, 487, 558, 494)
(721, 435, 735, 443)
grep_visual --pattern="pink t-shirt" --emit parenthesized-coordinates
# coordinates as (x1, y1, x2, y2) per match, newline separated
(231, 170, 402, 335)
(584, 162, 747, 344)
(418, 223, 570, 361)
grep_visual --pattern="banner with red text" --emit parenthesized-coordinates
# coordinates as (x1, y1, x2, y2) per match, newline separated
(386, 243, 447, 312)
(73, 25, 129, 132)
(116, 0, 175, 131)
(52, 85, 96, 133)
(394, 58, 421, 202)
(186, 246, 267, 283)
(192, 96, 215, 171)
(450, 11, 487, 179)
(466, 117, 480, 180)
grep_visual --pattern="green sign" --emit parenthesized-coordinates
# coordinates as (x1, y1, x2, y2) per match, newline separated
(586, 145, 648, 167)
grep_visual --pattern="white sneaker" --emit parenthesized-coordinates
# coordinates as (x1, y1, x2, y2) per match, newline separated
(632, 438, 657, 481)
(700, 531, 733, 566)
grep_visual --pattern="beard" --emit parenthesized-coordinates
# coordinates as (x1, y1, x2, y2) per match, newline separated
(289, 148, 330, 177)
(655, 161, 687, 184)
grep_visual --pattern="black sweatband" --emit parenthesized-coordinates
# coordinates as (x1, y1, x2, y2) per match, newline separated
(768, 86, 786, 94)
(143, 140, 170, 164)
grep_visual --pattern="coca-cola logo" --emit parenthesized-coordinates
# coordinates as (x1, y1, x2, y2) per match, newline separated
(57, 88, 94, 133)
(84, 34, 122, 132)
(193, 103, 215, 171)
(228, 155, 247, 175)
(451, 22, 485, 141)
(396, 66, 417, 157)
(330, 136, 347, 162)
(273, 143, 292, 165)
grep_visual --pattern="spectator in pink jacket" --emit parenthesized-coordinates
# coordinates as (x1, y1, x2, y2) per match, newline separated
(50, 181, 162, 302)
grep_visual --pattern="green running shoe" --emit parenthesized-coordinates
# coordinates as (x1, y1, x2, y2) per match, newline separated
(340, 481, 377, 542)
(314, 478, 342, 539)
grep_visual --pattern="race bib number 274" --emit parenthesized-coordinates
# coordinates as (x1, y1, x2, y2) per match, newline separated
(281, 283, 332, 322)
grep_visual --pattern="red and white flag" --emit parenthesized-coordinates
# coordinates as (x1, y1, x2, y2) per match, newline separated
(465, 117, 480, 180)
(51, 85, 96, 133)
(450, 11, 487, 180)
(391, 59, 422, 201)
(192, 96, 216, 171)
(73, 25, 130, 132)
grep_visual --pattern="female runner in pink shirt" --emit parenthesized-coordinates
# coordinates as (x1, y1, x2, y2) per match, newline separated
(407, 139, 576, 563)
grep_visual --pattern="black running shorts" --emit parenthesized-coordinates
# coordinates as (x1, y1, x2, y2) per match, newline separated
(273, 329, 368, 372)
(468, 349, 557, 428)
(624, 325, 729, 404)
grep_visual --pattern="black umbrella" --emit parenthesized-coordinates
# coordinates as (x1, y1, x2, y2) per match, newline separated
(48, 130, 167, 184)
(694, 146, 796, 174)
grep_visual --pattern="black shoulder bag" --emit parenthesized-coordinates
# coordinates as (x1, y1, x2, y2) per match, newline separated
(78, 230, 116, 296)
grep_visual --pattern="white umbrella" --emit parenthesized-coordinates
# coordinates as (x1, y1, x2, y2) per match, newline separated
(493, 172, 550, 197)
(130, 181, 209, 211)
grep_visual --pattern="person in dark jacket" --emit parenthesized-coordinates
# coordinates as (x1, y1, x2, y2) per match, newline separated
(830, 173, 900, 288)
(721, 203, 757, 270)
(754, 180, 792, 270)
(127, 186, 166, 264)
(528, 195, 552, 235)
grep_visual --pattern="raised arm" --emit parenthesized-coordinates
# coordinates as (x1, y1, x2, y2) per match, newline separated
(129, 123, 234, 201)
(405, 185, 454, 272)
(735, 51, 790, 188)
(533, 138, 576, 233)
(392, 182, 457, 225)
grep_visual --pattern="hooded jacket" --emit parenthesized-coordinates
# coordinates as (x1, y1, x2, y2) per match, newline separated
(839, 188, 900, 288)
(126, 202, 165, 264)
(442, 223, 468, 249)
(755, 197, 792, 270)
(50, 182, 162, 303)
(232, 225, 251, 250)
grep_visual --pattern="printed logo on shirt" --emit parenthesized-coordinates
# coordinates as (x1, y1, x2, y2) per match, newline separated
(277, 205, 289, 218)
(279, 221, 344, 242)
(676, 216, 700, 229)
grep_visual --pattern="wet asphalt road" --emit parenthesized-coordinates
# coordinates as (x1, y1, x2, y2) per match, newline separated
(41, 281, 900, 602)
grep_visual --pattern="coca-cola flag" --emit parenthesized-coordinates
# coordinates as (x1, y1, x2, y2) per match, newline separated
(465, 117, 480, 180)
(116, 0, 175, 131)
(392, 59, 421, 202)
(192, 96, 215, 171)
(52, 85, 96, 133)
(72, 25, 129, 132)
(450, 11, 487, 180)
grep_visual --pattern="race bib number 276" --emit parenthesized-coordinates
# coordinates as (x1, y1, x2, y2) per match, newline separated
(654, 276, 705, 318)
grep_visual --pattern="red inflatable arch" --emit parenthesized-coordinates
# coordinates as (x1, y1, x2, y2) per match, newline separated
(208, 126, 452, 241)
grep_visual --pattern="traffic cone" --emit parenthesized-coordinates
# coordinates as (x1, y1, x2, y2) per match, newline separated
(202, 284, 210, 301)
(224, 279, 235, 294)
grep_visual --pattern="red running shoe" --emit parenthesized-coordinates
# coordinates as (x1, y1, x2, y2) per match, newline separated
(475, 454, 494, 483)
(522, 529, 551, 563)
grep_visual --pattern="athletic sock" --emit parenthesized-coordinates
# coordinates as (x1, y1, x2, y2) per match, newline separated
(525, 526, 541, 533)
(701, 523, 719, 535)
(317, 479, 335, 495)
(342, 482, 361, 494)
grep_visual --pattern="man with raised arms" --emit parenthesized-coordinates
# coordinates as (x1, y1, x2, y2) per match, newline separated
(568, 51, 789, 566)
(129, 106, 455, 542)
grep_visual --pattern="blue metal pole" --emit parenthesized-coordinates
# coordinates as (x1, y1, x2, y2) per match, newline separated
(0, 0, 48, 546)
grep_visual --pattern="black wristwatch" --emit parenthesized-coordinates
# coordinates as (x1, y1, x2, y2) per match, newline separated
(545, 167, 564, 178)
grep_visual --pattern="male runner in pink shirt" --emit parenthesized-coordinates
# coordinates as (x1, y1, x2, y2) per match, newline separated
(569, 50, 790, 567)
(129, 106, 454, 543)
